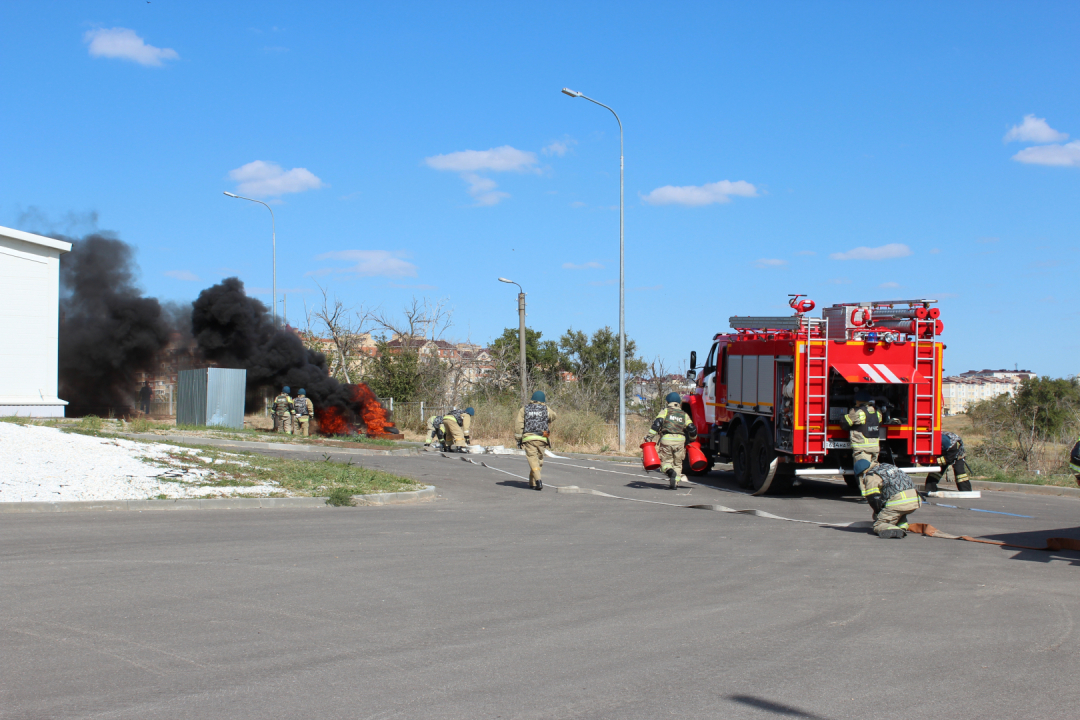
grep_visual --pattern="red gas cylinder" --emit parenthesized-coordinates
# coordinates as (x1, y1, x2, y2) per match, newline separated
(686, 441, 708, 472)
(640, 442, 661, 471)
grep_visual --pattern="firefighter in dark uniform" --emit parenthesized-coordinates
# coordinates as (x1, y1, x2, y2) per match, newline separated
(926, 431, 973, 492)
(842, 390, 882, 468)
(1070, 434, 1080, 486)
(644, 392, 697, 489)
(854, 459, 920, 538)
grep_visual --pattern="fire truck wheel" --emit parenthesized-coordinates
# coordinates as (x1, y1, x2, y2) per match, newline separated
(731, 425, 752, 488)
(749, 426, 780, 494)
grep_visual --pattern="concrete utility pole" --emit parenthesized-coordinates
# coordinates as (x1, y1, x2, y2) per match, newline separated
(223, 191, 277, 324)
(561, 87, 626, 451)
(498, 278, 528, 409)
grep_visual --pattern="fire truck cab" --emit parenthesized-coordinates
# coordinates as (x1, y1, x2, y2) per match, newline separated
(685, 296, 943, 495)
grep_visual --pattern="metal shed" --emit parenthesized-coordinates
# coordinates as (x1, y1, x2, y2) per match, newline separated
(177, 368, 247, 429)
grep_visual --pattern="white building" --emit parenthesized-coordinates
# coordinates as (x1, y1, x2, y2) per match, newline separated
(941, 374, 1025, 415)
(0, 226, 71, 416)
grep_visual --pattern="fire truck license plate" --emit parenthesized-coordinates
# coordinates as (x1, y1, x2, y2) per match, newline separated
(824, 440, 851, 449)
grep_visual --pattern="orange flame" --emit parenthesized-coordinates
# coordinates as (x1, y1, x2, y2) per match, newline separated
(313, 382, 390, 437)
(352, 383, 390, 436)
(315, 405, 350, 436)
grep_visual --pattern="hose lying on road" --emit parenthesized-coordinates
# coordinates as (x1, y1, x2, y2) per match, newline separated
(445, 454, 1080, 554)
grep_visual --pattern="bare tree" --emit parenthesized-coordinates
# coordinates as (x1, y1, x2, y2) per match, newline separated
(304, 284, 373, 384)
(368, 296, 453, 347)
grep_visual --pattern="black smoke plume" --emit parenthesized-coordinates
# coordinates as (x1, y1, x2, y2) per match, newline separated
(191, 277, 359, 419)
(58, 234, 174, 416)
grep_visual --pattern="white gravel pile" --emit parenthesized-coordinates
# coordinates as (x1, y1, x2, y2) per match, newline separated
(0, 423, 282, 502)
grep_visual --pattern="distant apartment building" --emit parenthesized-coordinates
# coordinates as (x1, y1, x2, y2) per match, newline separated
(941, 368, 1035, 415)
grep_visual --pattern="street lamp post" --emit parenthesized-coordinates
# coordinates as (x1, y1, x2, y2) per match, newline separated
(223, 191, 277, 325)
(561, 87, 626, 451)
(498, 278, 528, 410)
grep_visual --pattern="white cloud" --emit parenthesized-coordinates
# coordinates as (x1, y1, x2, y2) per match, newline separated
(461, 173, 509, 206)
(754, 258, 787, 268)
(641, 180, 758, 207)
(425, 145, 539, 206)
(425, 146, 538, 173)
(1011, 141, 1080, 167)
(879, 281, 901, 289)
(164, 270, 199, 281)
(563, 261, 603, 270)
(84, 27, 178, 67)
(1004, 114, 1068, 144)
(228, 160, 325, 197)
(830, 243, 912, 261)
(570, 201, 586, 208)
(542, 139, 576, 157)
(314, 250, 417, 278)
(929, 248, 941, 254)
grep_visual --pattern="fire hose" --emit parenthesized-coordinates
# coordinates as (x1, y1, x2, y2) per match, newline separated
(443, 454, 1080, 553)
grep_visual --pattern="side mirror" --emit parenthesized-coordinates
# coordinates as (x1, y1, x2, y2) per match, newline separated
(689, 350, 697, 371)
(686, 369, 696, 381)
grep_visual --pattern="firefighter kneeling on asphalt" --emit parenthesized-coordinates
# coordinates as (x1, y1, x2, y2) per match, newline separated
(515, 391, 556, 491)
(645, 392, 697, 490)
(854, 459, 920, 539)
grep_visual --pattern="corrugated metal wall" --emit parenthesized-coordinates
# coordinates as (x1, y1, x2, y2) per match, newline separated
(177, 368, 246, 429)
(206, 368, 246, 429)
(177, 369, 207, 426)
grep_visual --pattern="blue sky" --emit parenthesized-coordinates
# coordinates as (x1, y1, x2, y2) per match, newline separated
(2, 1, 1078, 377)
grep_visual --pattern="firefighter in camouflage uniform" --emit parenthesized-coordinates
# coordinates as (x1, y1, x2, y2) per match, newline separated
(292, 389, 314, 437)
(644, 392, 697, 489)
(842, 390, 882, 468)
(854, 459, 920, 538)
(272, 386, 295, 435)
(515, 391, 557, 490)
(926, 431, 972, 492)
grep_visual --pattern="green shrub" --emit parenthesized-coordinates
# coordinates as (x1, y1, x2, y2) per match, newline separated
(326, 487, 357, 506)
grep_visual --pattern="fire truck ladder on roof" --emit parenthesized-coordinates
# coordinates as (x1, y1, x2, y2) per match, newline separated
(802, 318, 828, 456)
(912, 319, 937, 456)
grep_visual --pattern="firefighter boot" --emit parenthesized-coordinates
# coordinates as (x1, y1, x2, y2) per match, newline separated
(667, 468, 678, 489)
(879, 528, 906, 539)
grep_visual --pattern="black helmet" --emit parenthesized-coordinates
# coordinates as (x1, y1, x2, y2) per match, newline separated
(854, 390, 872, 404)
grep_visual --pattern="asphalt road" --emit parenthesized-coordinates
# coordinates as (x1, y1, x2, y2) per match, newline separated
(4, 447, 1080, 719)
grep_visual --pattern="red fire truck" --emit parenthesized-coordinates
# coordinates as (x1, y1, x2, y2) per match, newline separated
(685, 295, 943, 495)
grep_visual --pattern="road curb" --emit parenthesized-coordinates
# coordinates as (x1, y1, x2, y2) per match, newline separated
(971, 479, 1080, 499)
(117, 432, 420, 457)
(0, 486, 436, 514)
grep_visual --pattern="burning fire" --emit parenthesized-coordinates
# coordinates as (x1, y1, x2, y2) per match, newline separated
(313, 383, 391, 437)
